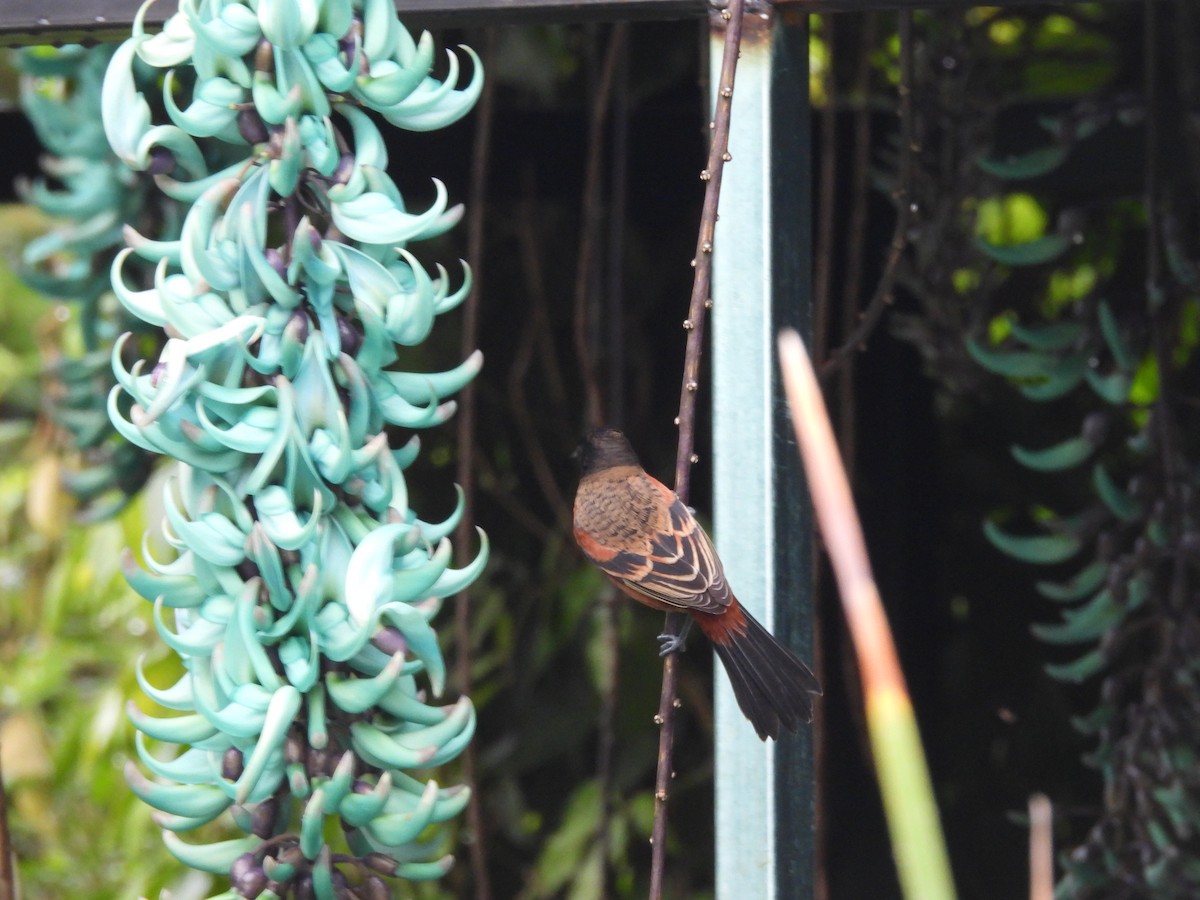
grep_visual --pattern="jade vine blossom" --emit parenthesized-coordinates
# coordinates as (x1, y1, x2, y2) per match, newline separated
(99, 0, 487, 895)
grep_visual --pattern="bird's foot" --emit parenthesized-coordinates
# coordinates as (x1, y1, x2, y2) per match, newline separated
(656, 618, 693, 656)
(656, 632, 686, 656)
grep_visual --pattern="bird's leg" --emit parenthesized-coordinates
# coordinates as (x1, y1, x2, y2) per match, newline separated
(657, 612, 693, 656)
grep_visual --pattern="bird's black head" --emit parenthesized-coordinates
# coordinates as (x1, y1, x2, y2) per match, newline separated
(575, 426, 642, 475)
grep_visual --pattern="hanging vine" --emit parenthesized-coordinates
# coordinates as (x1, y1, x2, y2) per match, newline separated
(16, 43, 170, 518)
(889, 4, 1200, 895)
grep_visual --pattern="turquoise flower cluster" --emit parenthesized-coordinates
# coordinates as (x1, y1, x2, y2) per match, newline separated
(16, 43, 169, 518)
(98, 1, 487, 895)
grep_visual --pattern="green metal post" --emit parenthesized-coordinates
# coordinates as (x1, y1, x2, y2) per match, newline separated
(711, 9, 814, 899)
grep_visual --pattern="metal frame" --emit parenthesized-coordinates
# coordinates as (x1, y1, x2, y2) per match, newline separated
(711, 13, 813, 897)
(0, 0, 1091, 44)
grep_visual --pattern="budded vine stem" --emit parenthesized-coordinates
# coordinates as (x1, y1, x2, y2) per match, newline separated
(650, 1, 746, 896)
(455, 29, 497, 900)
(820, 11, 915, 379)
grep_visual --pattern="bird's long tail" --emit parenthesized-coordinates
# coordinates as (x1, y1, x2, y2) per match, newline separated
(695, 599, 821, 740)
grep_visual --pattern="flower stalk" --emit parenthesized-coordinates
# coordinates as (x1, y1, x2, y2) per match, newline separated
(100, 1, 486, 894)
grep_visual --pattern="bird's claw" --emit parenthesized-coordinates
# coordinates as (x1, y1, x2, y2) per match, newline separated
(657, 631, 688, 657)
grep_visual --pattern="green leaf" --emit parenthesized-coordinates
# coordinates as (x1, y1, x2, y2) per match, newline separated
(983, 519, 1081, 564)
(530, 781, 603, 897)
(1152, 783, 1197, 837)
(1017, 352, 1089, 401)
(585, 605, 617, 696)
(1070, 703, 1114, 735)
(1097, 300, 1136, 371)
(1129, 354, 1159, 405)
(976, 144, 1070, 179)
(1036, 560, 1106, 602)
(975, 233, 1070, 266)
(1085, 368, 1130, 405)
(966, 339, 1059, 378)
(1092, 463, 1141, 522)
(1011, 434, 1095, 472)
(1145, 820, 1173, 854)
(1008, 319, 1084, 351)
(566, 844, 605, 900)
(1044, 647, 1107, 683)
(1032, 589, 1123, 644)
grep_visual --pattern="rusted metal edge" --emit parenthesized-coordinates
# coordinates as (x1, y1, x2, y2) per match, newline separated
(0, 0, 1129, 47)
(0, 0, 705, 46)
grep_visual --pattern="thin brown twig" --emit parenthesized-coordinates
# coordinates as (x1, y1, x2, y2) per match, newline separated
(812, 14, 838, 363)
(835, 12, 879, 471)
(573, 23, 629, 431)
(1143, 0, 1182, 485)
(595, 35, 630, 900)
(454, 29, 496, 900)
(821, 11, 914, 379)
(512, 192, 573, 528)
(650, 2, 747, 896)
(475, 451, 554, 541)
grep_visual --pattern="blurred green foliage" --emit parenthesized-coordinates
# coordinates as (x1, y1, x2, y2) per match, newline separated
(0, 227, 193, 897)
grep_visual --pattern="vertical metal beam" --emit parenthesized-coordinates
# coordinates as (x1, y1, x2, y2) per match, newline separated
(712, 9, 813, 899)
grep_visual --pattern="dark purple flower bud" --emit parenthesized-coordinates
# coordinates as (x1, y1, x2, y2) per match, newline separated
(147, 147, 176, 175)
(238, 108, 269, 145)
(371, 627, 407, 657)
(285, 310, 310, 345)
(232, 854, 268, 898)
(231, 852, 256, 882)
(255, 39, 274, 74)
(222, 748, 245, 781)
(363, 853, 399, 876)
(337, 316, 363, 356)
(296, 875, 315, 900)
(265, 247, 289, 281)
(361, 875, 391, 900)
(332, 152, 356, 186)
(251, 798, 279, 838)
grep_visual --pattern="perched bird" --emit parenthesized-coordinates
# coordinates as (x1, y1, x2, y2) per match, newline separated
(572, 426, 821, 740)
